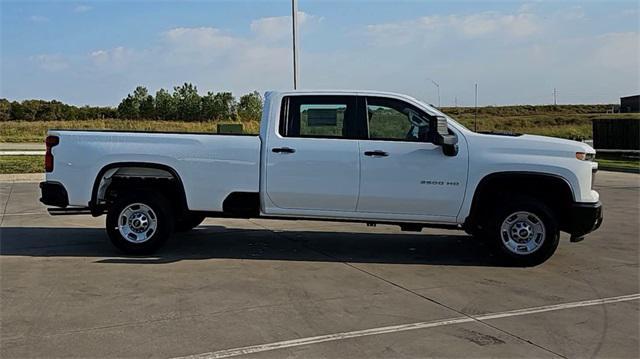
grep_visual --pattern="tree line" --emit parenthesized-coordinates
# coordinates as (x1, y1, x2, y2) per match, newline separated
(0, 83, 263, 122)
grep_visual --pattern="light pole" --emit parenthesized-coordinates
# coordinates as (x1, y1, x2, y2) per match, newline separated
(427, 78, 440, 107)
(291, 0, 299, 90)
(474, 83, 478, 132)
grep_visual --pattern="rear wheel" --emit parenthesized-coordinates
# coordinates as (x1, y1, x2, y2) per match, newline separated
(106, 192, 174, 255)
(483, 196, 559, 266)
(175, 213, 206, 232)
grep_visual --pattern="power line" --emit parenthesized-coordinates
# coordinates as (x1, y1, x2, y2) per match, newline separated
(427, 78, 440, 107)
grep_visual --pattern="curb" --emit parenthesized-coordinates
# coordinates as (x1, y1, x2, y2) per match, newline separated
(598, 167, 640, 174)
(0, 173, 44, 183)
(0, 151, 45, 156)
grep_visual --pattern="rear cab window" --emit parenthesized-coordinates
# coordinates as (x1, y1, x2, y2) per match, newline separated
(279, 95, 362, 139)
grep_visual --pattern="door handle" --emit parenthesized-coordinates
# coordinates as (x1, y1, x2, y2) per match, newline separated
(272, 147, 296, 154)
(364, 150, 388, 157)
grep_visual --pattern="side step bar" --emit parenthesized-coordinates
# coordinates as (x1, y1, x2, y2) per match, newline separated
(48, 207, 92, 216)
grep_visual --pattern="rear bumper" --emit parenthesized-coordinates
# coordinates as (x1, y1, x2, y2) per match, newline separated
(39, 181, 69, 208)
(566, 201, 603, 237)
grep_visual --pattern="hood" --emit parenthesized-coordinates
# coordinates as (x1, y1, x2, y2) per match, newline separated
(519, 134, 595, 154)
(468, 132, 596, 158)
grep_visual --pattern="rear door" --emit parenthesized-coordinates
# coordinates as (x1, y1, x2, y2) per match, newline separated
(357, 96, 467, 219)
(264, 95, 362, 212)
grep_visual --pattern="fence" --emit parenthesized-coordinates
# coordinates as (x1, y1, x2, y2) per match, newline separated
(592, 119, 639, 150)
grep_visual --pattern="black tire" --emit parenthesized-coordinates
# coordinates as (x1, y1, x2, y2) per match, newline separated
(483, 196, 560, 267)
(106, 192, 174, 255)
(175, 213, 206, 232)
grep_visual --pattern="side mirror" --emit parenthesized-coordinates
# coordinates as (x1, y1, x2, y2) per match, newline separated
(428, 116, 458, 156)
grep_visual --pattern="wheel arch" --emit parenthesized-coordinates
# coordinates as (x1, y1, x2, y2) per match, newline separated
(465, 171, 575, 232)
(90, 162, 188, 216)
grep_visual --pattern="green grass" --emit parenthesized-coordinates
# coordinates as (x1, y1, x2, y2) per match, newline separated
(0, 108, 638, 143)
(0, 155, 43, 174)
(596, 155, 640, 172)
(450, 113, 639, 140)
(0, 119, 261, 143)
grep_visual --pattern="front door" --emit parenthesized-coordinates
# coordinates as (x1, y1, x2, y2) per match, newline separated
(357, 96, 468, 219)
(265, 95, 361, 212)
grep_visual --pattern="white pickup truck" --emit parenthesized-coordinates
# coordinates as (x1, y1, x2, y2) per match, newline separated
(40, 90, 602, 265)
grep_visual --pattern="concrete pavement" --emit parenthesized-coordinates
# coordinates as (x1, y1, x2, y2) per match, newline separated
(0, 173, 44, 183)
(1, 171, 638, 358)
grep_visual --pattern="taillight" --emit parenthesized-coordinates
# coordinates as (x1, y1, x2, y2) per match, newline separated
(45, 135, 59, 172)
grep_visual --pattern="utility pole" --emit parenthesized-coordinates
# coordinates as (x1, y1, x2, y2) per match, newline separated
(291, 0, 299, 90)
(553, 87, 557, 105)
(474, 83, 478, 132)
(428, 78, 440, 107)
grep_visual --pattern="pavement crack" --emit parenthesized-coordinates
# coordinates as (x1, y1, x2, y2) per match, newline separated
(0, 182, 14, 226)
(344, 262, 569, 358)
(247, 220, 568, 357)
(1, 290, 395, 346)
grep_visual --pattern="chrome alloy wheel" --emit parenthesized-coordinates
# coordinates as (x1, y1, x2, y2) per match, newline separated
(118, 203, 158, 243)
(500, 211, 546, 255)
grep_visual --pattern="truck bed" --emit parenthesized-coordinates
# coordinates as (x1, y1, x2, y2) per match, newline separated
(46, 130, 261, 211)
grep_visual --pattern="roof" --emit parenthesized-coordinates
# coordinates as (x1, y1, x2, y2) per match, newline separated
(267, 89, 421, 102)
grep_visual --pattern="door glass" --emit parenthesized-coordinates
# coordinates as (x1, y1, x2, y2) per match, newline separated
(300, 104, 345, 137)
(280, 95, 358, 139)
(366, 97, 430, 141)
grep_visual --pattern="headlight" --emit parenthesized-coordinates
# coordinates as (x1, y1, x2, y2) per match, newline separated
(576, 152, 595, 161)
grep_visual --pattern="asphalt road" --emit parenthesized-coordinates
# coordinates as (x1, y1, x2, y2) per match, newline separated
(1, 171, 638, 358)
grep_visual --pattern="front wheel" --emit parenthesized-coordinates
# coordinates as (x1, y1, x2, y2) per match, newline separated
(484, 196, 560, 266)
(106, 192, 174, 255)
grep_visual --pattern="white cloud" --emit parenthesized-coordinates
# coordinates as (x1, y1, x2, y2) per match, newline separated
(250, 12, 321, 42)
(164, 27, 237, 50)
(594, 32, 640, 69)
(157, 25, 291, 89)
(74, 5, 92, 13)
(353, 6, 638, 104)
(455, 12, 539, 38)
(89, 46, 136, 69)
(31, 54, 69, 71)
(29, 15, 49, 23)
(159, 27, 245, 69)
(554, 6, 586, 21)
(518, 3, 537, 14)
(366, 10, 540, 46)
(82, 24, 293, 95)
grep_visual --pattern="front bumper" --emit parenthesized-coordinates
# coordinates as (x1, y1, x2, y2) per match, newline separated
(566, 201, 603, 238)
(39, 181, 69, 208)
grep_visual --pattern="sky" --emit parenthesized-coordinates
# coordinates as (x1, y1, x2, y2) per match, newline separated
(1, 0, 639, 107)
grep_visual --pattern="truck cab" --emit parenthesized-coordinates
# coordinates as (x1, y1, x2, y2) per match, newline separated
(261, 91, 467, 223)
